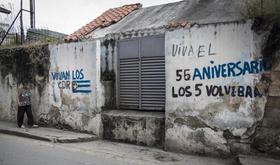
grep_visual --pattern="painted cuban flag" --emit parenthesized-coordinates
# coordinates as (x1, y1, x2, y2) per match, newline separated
(72, 80, 92, 93)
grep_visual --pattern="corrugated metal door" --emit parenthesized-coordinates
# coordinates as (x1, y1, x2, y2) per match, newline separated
(119, 39, 140, 110)
(118, 35, 165, 111)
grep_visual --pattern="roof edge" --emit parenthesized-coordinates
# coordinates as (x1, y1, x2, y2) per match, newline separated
(65, 3, 142, 42)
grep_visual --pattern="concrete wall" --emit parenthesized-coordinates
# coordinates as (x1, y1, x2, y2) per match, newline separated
(165, 22, 269, 156)
(41, 41, 103, 136)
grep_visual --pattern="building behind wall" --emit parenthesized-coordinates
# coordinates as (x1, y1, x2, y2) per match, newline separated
(0, 0, 280, 157)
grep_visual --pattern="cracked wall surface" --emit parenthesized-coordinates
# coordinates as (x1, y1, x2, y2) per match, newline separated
(165, 21, 269, 156)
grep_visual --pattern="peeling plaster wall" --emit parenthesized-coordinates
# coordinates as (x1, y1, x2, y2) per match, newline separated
(102, 110, 165, 148)
(165, 21, 268, 156)
(44, 41, 103, 137)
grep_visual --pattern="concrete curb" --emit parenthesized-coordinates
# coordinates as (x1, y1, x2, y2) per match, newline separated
(0, 128, 98, 143)
(55, 136, 99, 143)
(0, 128, 51, 142)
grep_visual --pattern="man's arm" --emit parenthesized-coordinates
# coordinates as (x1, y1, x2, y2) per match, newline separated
(16, 87, 21, 105)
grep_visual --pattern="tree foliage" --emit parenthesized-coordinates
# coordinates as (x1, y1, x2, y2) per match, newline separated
(245, 0, 280, 20)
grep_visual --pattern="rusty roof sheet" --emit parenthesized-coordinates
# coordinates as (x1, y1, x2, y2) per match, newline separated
(65, 3, 142, 41)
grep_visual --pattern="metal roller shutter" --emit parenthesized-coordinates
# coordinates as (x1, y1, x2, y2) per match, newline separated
(118, 35, 165, 111)
(119, 58, 140, 109)
(141, 56, 165, 110)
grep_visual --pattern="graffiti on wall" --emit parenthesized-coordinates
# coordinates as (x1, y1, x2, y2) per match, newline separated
(172, 43, 216, 57)
(51, 69, 92, 93)
(170, 42, 270, 98)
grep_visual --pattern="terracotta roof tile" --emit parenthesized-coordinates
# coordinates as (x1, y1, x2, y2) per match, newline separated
(109, 10, 120, 19)
(65, 3, 142, 41)
(117, 8, 129, 15)
(113, 8, 125, 16)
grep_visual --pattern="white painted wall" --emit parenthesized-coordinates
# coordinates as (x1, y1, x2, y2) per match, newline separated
(165, 22, 267, 154)
(47, 41, 103, 136)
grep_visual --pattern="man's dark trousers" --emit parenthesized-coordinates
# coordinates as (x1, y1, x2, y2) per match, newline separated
(17, 105, 34, 127)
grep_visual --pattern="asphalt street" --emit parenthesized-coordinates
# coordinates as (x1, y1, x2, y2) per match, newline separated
(0, 134, 235, 165)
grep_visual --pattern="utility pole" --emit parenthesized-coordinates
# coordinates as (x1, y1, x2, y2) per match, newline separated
(20, 0, 24, 44)
(0, 0, 35, 45)
(30, 0, 35, 28)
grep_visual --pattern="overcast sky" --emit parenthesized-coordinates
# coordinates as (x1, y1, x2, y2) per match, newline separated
(1, 0, 180, 34)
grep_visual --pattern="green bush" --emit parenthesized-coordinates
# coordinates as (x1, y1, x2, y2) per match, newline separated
(245, 0, 280, 20)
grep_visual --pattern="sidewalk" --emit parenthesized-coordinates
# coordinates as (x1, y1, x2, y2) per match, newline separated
(0, 121, 98, 143)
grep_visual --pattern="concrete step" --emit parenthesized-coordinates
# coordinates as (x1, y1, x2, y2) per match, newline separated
(0, 121, 98, 143)
(102, 110, 165, 148)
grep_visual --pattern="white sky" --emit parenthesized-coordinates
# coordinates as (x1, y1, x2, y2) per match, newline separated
(1, 0, 180, 34)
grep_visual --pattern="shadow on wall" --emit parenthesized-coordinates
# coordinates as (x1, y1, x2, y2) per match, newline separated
(250, 18, 280, 156)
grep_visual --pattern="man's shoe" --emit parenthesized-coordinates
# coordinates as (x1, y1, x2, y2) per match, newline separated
(31, 124, 39, 128)
(19, 125, 25, 129)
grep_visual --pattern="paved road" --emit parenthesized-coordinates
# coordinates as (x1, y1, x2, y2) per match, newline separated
(0, 134, 235, 165)
(0, 134, 129, 165)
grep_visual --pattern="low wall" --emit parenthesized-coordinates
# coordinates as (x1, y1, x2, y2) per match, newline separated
(0, 41, 104, 137)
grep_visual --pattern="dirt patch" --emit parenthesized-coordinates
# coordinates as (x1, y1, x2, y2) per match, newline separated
(48, 105, 61, 121)
(153, 152, 182, 162)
